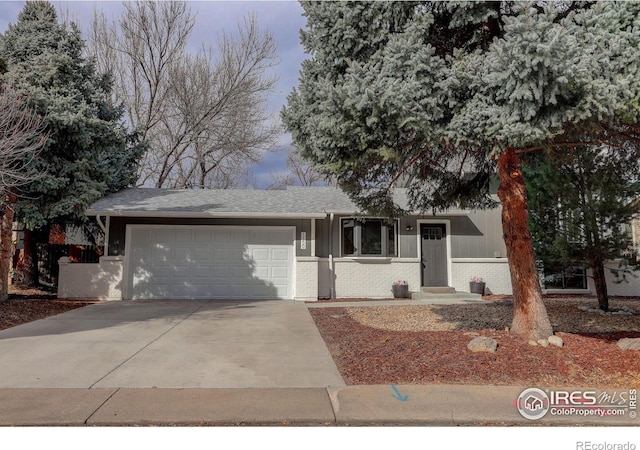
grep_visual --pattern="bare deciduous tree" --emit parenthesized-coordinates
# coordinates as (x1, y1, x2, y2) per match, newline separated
(267, 149, 332, 190)
(89, 0, 280, 189)
(0, 86, 47, 301)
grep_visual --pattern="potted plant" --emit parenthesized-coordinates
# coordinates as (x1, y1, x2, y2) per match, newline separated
(469, 276, 486, 295)
(392, 280, 409, 298)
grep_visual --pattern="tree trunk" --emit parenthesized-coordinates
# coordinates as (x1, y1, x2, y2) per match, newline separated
(0, 203, 14, 302)
(497, 147, 554, 340)
(590, 254, 609, 311)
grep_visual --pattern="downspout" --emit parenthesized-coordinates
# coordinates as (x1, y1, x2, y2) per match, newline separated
(329, 212, 335, 299)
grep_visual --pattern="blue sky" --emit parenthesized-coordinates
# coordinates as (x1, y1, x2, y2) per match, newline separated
(0, 1, 309, 188)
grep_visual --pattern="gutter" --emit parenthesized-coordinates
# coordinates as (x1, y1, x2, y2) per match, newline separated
(86, 210, 327, 220)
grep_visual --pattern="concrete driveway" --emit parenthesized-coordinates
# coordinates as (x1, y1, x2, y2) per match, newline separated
(0, 300, 345, 388)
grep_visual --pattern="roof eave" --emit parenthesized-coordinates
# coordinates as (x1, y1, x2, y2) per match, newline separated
(86, 210, 327, 219)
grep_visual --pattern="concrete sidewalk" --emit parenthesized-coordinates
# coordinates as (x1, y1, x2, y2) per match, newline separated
(0, 385, 637, 426)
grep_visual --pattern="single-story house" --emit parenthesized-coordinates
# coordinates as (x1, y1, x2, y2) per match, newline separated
(57, 186, 514, 301)
(57, 186, 640, 301)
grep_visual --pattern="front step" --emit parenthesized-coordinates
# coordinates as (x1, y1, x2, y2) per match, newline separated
(420, 286, 456, 294)
(410, 288, 484, 303)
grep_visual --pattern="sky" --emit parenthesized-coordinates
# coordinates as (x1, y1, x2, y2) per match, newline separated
(0, 0, 309, 188)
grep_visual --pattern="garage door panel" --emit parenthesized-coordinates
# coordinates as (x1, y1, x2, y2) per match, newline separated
(191, 267, 210, 278)
(174, 229, 193, 242)
(174, 247, 193, 261)
(193, 229, 212, 243)
(251, 248, 270, 261)
(254, 267, 269, 279)
(133, 282, 171, 300)
(271, 248, 290, 261)
(194, 248, 210, 260)
(271, 266, 289, 279)
(128, 226, 294, 300)
(152, 266, 175, 278)
(150, 229, 174, 243)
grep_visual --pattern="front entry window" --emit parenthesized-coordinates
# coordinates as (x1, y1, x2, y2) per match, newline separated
(343, 219, 355, 256)
(361, 220, 382, 255)
(423, 226, 444, 240)
(341, 218, 397, 257)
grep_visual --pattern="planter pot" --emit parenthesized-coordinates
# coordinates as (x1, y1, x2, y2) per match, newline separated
(469, 282, 486, 295)
(392, 285, 409, 298)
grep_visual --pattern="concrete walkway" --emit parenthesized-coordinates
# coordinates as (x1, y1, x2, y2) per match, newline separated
(0, 385, 637, 426)
(306, 297, 488, 308)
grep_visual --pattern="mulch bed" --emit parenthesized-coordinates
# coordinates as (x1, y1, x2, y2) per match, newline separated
(310, 297, 640, 388)
(0, 285, 94, 331)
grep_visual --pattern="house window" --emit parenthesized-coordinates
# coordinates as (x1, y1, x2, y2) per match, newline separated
(543, 266, 587, 289)
(341, 218, 397, 257)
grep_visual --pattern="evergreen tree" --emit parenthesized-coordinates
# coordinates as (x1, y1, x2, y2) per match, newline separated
(282, 2, 640, 340)
(525, 146, 640, 311)
(0, 1, 144, 230)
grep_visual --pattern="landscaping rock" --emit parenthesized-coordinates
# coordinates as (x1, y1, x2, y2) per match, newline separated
(548, 335, 564, 347)
(617, 338, 640, 351)
(528, 340, 538, 346)
(580, 306, 637, 316)
(537, 339, 549, 347)
(467, 336, 498, 353)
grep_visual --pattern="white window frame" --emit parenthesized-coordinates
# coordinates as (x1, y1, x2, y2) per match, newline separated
(340, 217, 399, 258)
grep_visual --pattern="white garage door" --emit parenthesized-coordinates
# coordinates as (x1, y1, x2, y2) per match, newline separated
(126, 226, 294, 300)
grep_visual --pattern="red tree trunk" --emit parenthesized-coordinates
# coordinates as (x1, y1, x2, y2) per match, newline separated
(497, 147, 553, 340)
(0, 203, 14, 302)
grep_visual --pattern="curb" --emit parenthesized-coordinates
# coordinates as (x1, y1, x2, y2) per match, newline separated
(0, 386, 637, 427)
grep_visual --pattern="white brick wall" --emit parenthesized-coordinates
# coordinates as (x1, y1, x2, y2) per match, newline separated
(451, 258, 512, 295)
(57, 256, 123, 300)
(450, 258, 640, 297)
(295, 257, 319, 301)
(57, 252, 638, 300)
(330, 258, 421, 298)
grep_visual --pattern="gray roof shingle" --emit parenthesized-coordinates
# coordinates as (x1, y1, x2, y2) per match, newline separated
(87, 187, 371, 218)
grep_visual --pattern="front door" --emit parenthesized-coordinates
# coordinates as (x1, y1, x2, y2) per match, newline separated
(421, 224, 448, 287)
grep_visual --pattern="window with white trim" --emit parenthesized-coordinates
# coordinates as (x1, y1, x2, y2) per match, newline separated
(341, 218, 398, 257)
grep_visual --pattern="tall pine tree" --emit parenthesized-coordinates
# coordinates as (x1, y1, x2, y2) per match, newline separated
(525, 146, 640, 312)
(282, 2, 640, 340)
(0, 1, 144, 282)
